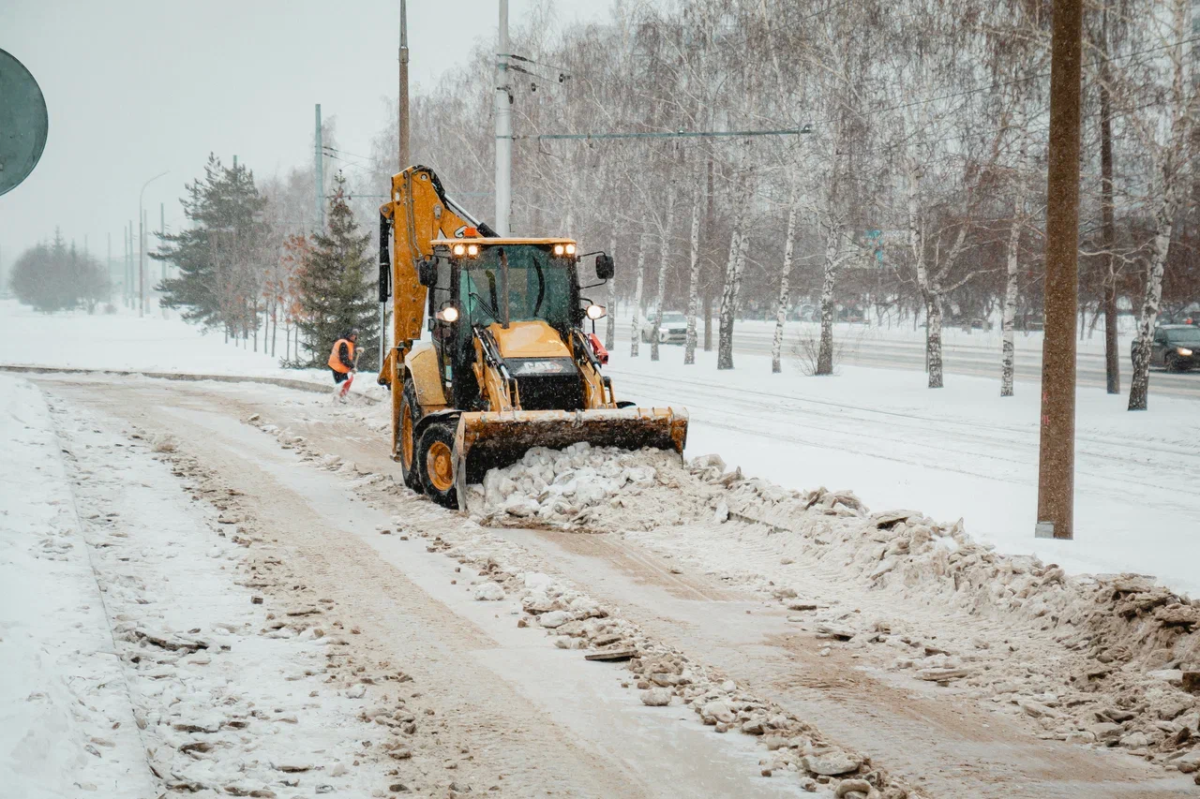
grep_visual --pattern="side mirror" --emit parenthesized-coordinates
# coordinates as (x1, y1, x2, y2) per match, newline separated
(417, 258, 438, 287)
(596, 253, 614, 281)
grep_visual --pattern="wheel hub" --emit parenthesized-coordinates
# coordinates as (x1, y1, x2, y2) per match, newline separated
(426, 440, 454, 492)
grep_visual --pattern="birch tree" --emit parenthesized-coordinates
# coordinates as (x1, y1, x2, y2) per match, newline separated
(717, 168, 752, 370)
(771, 180, 799, 373)
(684, 170, 703, 365)
(1124, 0, 1196, 410)
(650, 178, 677, 362)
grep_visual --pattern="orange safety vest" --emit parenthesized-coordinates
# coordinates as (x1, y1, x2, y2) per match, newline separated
(328, 339, 355, 373)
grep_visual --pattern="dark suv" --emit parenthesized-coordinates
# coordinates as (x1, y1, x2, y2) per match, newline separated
(1131, 324, 1200, 372)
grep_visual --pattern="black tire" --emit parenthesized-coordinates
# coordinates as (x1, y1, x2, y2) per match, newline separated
(416, 421, 458, 509)
(1165, 353, 1181, 373)
(398, 382, 423, 491)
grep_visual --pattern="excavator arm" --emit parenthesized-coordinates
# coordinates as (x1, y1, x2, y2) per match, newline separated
(377, 166, 496, 387)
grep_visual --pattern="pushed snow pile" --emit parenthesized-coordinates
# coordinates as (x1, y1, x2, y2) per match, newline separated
(468, 441, 1200, 764)
(466, 443, 679, 522)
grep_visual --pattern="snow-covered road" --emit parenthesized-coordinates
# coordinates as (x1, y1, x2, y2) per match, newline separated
(6, 372, 1195, 798)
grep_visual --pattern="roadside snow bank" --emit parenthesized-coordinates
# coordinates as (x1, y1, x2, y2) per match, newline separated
(469, 441, 1200, 770)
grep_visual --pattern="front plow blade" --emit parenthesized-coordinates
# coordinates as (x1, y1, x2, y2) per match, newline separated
(452, 407, 688, 508)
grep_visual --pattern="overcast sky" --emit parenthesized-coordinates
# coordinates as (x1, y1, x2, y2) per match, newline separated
(0, 0, 611, 271)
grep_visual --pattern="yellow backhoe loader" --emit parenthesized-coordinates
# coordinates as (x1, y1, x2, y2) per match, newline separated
(376, 166, 688, 508)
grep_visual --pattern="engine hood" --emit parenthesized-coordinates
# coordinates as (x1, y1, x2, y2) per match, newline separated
(487, 320, 571, 360)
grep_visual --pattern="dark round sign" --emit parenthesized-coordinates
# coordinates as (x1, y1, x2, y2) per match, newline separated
(0, 49, 49, 196)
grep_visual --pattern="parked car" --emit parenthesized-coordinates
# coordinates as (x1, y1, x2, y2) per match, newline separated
(948, 314, 993, 331)
(1131, 324, 1200, 372)
(837, 306, 866, 324)
(793, 304, 818, 322)
(640, 311, 688, 344)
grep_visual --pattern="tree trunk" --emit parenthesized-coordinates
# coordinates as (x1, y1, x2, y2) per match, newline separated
(650, 182, 677, 362)
(1129, 183, 1180, 410)
(1000, 214, 1020, 397)
(816, 222, 839, 375)
(926, 288, 944, 388)
(717, 174, 750, 370)
(717, 226, 741, 371)
(771, 190, 798, 374)
(605, 232, 617, 350)
(684, 179, 703, 365)
(630, 231, 646, 358)
(1099, 35, 1120, 394)
(1001, 163, 1025, 397)
(703, 157, 715, 352)
(703, 291, 713, 352)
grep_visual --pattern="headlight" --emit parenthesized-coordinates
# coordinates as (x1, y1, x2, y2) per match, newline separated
(553, 244, 565, 256)
(452, 243, 466, 256)
(1179, 347, 1194, 356)
(438, 305, 460, 323)
(585, 304, 605, 320)
(565, 243, 576, 255)
(467, 244, 479, 256)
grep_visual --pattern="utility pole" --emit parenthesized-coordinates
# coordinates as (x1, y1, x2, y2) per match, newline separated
(494, 0, 512, 236)
(126, 221, 133, 307)
(139, 210, 145, 317)
(386, 0, 410, 372)
(138, 171, 168, 318)
(1036, 0, 1084, 541)
(315, 104, 325, 232)
(160, 203, 166, 281)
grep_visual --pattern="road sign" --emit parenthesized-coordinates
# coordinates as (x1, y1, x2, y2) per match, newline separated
(0, 49, 49, 196)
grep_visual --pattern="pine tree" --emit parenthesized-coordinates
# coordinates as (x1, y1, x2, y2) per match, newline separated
(155, 154, 268, 336)
(295, 172, 377, 368)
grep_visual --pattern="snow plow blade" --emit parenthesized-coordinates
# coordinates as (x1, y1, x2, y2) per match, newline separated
(452, 407, 688, 508)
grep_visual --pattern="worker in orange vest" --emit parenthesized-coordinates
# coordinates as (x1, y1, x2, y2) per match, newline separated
(328, 330, 359, 400)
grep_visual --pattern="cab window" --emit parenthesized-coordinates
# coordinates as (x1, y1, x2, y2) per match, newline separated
(459, 246, 573, 328)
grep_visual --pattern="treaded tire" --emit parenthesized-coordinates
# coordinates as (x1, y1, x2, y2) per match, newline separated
(416, 421, 458, 509)
(399, 382, 423, 491)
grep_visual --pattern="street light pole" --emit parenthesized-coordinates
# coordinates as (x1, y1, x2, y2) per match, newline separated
(139, 171, 168, 318)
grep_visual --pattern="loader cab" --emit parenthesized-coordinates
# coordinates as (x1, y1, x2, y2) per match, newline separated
(423, 239, 585, 410)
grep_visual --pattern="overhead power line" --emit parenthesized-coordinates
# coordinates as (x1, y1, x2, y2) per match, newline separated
(510, 125, 813, 142)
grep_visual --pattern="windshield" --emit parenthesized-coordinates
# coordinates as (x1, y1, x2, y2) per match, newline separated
(1167, 327, 1200, 344)
(460, 246, 573, 329)
(661, 313, 686, 325)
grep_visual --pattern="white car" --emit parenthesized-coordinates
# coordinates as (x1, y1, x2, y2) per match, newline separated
(640, 311, 688, 344)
